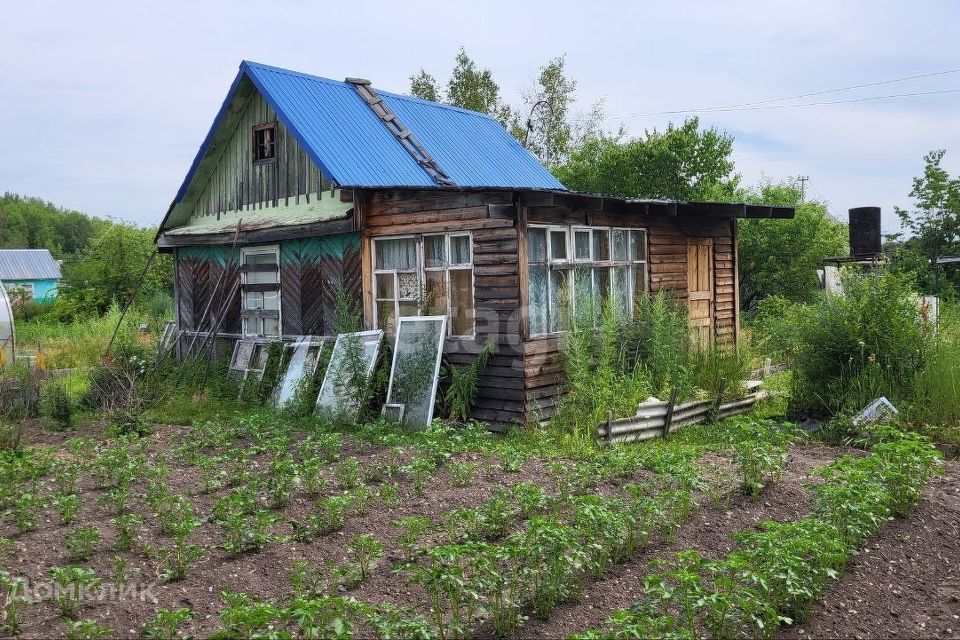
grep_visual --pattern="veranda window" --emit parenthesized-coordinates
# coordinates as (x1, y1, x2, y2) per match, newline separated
(373, 233, 474, 336)
(240, 246, 281, 337)
(528, 225, 648, 336)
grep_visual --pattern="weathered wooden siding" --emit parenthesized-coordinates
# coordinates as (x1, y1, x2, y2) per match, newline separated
(361, 190, 525, 427)
(174, 233, 361, 338)
(186, 92, 335, 223)
(520, 205, 738, 420)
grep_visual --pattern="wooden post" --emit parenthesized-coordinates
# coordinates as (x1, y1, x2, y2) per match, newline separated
(663, 388, 679, 437)
(711, 377, 727, 423)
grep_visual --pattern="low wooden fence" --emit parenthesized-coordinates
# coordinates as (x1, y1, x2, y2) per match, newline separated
(597, 379, 772, 443)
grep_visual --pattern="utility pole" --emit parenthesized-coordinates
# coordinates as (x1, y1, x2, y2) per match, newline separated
(797, 175, 810, 201)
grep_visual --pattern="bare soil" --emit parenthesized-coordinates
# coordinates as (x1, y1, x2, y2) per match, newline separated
(4, 419, 960, 640)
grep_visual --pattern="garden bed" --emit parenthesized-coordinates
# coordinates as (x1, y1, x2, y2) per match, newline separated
(1, 414, 957, 639)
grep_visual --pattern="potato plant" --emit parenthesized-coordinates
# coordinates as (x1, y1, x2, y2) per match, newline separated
(50, 566, 101, 619)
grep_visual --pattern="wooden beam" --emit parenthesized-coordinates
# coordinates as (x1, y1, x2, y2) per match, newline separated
(156, 217, 355, 247)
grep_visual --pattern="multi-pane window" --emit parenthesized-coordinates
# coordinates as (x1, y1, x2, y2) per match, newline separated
(373, 233, 474, 336)
(528, 226, 647, 336)
(241, 246, 281, 337)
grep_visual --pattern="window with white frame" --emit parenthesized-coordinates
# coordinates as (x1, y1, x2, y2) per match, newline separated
(240, 245, 281, 337)
(373, 233, 474, 336)
(528, 225, 647, 335)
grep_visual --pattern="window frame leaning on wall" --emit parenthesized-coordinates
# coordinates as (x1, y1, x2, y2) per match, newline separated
(240, 245, 281, 337)
(371, 232, 475, 337)
(527, 225, 648, 336)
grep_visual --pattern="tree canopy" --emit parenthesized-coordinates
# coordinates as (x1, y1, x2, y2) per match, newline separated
(738, 180, 847, 308)
(552, 118, 740, 200)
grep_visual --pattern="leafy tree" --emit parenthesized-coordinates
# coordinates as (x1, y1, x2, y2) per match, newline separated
(0, 193, 107, 255)
(409, 69, 440, 102)
(738, 181, 847, 308)
(519, 56, 576, 167)
(893, 149, 960, 295)
(552, 117, 739, 200)
(445, 48, 514, 126)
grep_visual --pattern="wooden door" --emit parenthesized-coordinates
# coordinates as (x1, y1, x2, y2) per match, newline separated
(686, 238, 714, 346)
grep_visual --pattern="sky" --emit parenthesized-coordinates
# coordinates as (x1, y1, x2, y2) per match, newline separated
(3, 0, 959, 235)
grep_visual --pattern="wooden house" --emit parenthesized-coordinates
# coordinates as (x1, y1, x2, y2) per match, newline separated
(156, 61, 794, 428)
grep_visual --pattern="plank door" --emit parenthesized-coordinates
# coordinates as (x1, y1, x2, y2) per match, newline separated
(686, 238, 714, 346)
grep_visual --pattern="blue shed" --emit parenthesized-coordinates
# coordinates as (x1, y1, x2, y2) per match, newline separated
(0, 249, 62, 302)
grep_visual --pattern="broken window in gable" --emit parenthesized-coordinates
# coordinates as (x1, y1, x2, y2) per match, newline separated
(252, 123, 276, 163)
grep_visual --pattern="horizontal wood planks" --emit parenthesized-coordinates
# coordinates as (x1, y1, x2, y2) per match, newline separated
(362, 190, 525, 428)
(520, 205, 739, 421)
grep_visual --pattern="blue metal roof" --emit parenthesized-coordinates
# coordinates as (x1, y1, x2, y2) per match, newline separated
(173, 60, 565, 204)
(0, 250, 61, 280)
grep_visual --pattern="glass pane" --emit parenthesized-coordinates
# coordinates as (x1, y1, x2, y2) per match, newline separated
(386, 318, 446, 428)
(549, 230, 568, 261)
(631, 230, 647, 261)
(633, 264, 648, 301)
(612, 229, 629, 261)
(573, 267, 593, 325)
(595, 267, 610, 311)
(575, 231, 591, 261)
(549, 270, 569, 332)
(273, 341, 321, 409)
(398, 272, 419, 300)
(593, 229, 610, 261)
(242, 317, 254, 336)
(450, 269, 474, 335)
(244, 291, 263, 310)
(378, 303, 396, 334)
(375, 273, 395, 299)
(424, 270, 447, 315)
(398, 300, 419, 317)
(612, 266, 630, 318)
(263, 317, 280, 336)
(317, 330, 383, 420)
(528, 265, 548, 335)
(450, 235, 471, 266)
(375, 238, 416, 270)
(424, 235, 447, 268)
(528, 228, 547, 263)
(245, 252, 278, 285)
(262, 290, 279, 311)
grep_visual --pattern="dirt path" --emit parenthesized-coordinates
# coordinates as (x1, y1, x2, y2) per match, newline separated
(521, 445, 842, 639)
(779, 460, 960, 640)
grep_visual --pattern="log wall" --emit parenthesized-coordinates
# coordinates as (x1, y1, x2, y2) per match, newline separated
(361, 190, 526, 427)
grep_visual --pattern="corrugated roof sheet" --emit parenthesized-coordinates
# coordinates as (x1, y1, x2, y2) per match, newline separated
(0, 250, 62, 280)
(173, 61, 565, 204)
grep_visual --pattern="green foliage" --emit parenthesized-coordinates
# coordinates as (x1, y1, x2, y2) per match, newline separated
(348, 533, 385, 579)
(213, 490, 277, 556)
(393, 515, 433, 563)
(55, 493, 81, 525)
(443, 340, 494, 421)
(553, 118, 739, 201)
(65, 619, 114, 640)
(50, 566, 101, 619)
(65, 525, 100, 561)
(894, 149, 960, 295)
(141, 608, 194, 640)
(43, 381, 75, 430)
(787, 269, 930, 417)
(739, 180, 847, 307)
(0, 570, 26, 635)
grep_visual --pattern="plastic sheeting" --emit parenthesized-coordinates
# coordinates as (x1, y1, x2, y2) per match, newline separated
(0, 282, 13, 367)
(385, 316, 446, 428)
(316, 330, 383, 420)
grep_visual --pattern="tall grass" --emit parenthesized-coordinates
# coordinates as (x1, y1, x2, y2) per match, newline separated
(14, 302, 153, 369)
(906, 304, 960, 444)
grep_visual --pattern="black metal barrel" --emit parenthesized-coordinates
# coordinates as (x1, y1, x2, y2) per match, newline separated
(849, 207, 882, 257)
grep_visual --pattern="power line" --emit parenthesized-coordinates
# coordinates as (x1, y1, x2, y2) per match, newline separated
(596, 87, 960, 121)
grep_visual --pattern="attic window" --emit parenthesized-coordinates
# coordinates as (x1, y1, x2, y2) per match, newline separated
(253, 123, 276, 163)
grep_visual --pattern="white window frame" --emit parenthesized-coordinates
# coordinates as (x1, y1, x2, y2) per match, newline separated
(372, 232, 475, 338)
(528, 225, 649, 337)
(240, 245, 281, 337)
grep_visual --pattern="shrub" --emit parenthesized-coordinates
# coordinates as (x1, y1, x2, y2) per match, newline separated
(788, 270, 929, 418)
(44, 381, 75, 430)
(443, 341, 495, 421)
